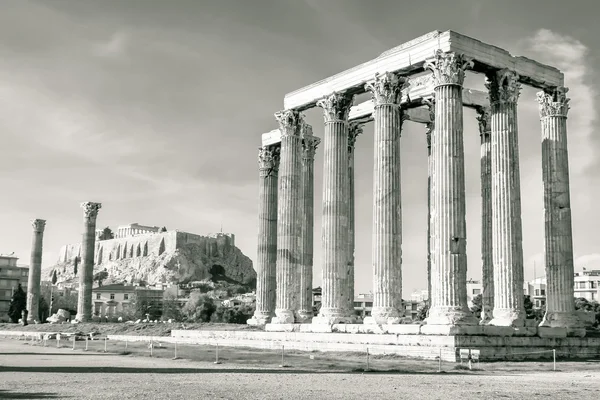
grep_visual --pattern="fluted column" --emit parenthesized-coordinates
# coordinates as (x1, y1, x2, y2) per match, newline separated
(76, 202, 101, 322)
(364, 72, 407, 324)
(486, 69, 525, 327)
(272, 110, 303, 324)
(537, 87, 584, 335)
(313, 92, 355, 324)
(424, 50, 477, 326)
(248, 145, 280, 326)
(297, 125, 320, 322)
(348, 122, 364, 318)
(424, 99, 435, 306)
(26, 219, 46, 323)
(476, 106, 494, 324)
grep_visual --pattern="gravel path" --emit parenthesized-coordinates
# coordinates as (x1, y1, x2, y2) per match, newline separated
(1, 339, 599, 400)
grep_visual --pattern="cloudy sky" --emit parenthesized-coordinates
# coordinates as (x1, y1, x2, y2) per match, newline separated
(1, 0, 598, 296)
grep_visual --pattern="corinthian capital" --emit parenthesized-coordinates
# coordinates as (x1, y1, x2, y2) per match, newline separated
(274, 110, 303, 138)
(302, 135, 321, 160)
(258, 145, 280, 172)
(475, 106, 491, 137)
(316, 92, 355, 123)
(424, 50, 473, 87)
(485, 69, 521, 105)
(365, 72, 408, 106)
(31, 219, 46, 232)
(81, 202, 102, 219)
(348, 122, 364, 152)
(536, 87, 570, 118)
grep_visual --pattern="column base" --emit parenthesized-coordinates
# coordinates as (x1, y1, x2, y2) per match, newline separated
(295, 310, 314, 323)
(425, 306, 478, 326)
(247, 312, 272, 326)
(271, 309, 295, 324)
(75, 314, 91, 323)
(489, 308, 525, 327)
(363, 316, 401, 325)
(364, 307, 401, 325)
(479, 309, 493, 325)
(26, 318, 40, 324)
(539, 311, 586, 337)
(313, 308, 356, 325)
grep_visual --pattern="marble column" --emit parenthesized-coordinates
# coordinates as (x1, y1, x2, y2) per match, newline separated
(424, 99, 435, 306)
(272, 110, 303, 324)
(297, 125, 320, 322)
(76, 202, 101, 322)
(424, 50, 477, 326)
(537, 87, 584, 335)
(26, 219, 46, 323)
(248, 144, 280, 326)
(485, 69, 525, 327)
(476, 106, 494, 324)
(347, 122, 364, 318)
(364, 72, 407, 324)
(313, 92, 355, 324)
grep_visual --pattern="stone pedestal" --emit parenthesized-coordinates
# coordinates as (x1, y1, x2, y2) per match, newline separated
(363, 72, 407, 325)
(272, 110, 303, 324)
(476, 106, 494, 324)
(485, 69, 525, 327)
(76, 202, 101, 322)
(248, 145, 280, 326)
(297, 126, 320, 323)
(423, 51, 477, 326)
(26, 219, 46, 324)
(536, 87, 584, 336)
(313, 92, 355, 325)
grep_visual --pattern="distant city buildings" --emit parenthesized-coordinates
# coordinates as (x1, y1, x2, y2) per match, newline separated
(0, 254, 29, 317)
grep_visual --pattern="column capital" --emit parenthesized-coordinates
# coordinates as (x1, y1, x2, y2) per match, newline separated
(258, 145, 280, 172)
(302, 135, 321, 160)
(485, 69, 521, 105)
(316, 92, 355, 124)
(364, 72, 408, 107)
(475, 105, 491, 137)
(424, 50, 473, 87)
(274, 110, 303, 137)
(81, 202, 102, 219)
(31, 219, 46, 233)
(348, 122, 364, 151)
(536, 86, 570, 118)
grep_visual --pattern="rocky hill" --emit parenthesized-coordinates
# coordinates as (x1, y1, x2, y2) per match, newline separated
(44, 242, 256, 288)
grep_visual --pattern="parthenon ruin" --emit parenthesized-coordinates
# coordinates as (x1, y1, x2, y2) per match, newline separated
(249, 30, 584, 338)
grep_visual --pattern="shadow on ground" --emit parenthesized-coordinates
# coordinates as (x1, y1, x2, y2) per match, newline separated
(0, 389, 68, 399)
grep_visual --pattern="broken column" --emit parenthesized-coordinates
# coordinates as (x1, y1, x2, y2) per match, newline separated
(248, 145, 280, 326)
(364, 72, 407, 324)
(272, 110, 303, 324)
(76, 202, 101, 322)
(26, 219, 46, 324)
(313, 92, 355, 324)
(537, 87, 584, 336)
(424, 50, 477, 326)
(486, 69, 525, 327)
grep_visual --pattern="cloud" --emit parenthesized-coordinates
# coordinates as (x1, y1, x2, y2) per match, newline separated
(93, 31, 130, 58)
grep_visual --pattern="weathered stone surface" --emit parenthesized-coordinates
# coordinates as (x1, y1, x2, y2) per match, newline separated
(26, 219, 46, 324)
(76, 202, 101, 322)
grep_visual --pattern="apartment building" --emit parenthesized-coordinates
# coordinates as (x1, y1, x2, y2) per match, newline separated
(0, 255, 29, 317)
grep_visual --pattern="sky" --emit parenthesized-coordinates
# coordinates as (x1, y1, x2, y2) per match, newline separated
(1, 0, 599, 297)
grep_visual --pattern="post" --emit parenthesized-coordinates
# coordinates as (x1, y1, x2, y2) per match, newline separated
(85, 337, 88, 351)
(57, 335, 60, 348)
(72, 336, 75, 351)
(214, 342, 221, 364)
(174, 340, 178, 359)
(279, 344, 286, 368)
(104, 337, 107, 353)
(438, 348, 442, 372)
(125, 337, 128, 349)
(366, 347, 370, 372)
(150, 340, 153, 357)
(553, 349, 556, 371)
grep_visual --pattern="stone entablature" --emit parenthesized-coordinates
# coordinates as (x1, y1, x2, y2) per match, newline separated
(115, 223, 161, 239)
(58, 230, 236, 265)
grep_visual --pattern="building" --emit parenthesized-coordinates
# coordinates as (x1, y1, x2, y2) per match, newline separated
(0, 254, 29, 318)
(353, 294, 373, 318)
(523, 277, 547, 308)
(523, 270, 600, 306)
(410, 290, 429, 303)
(466, 279, 482, 307)
(91, 283, 165, 318)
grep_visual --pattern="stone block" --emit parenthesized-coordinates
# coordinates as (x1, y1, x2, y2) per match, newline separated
(386, 324, 421, 335)
(481, 326, 514, 337)
(264, 323, 299, 333)
(537, 326, 567, 338)
(420, 325, 483, 336)
(524, 319, 539, 327)
(512, 327, 537, 337)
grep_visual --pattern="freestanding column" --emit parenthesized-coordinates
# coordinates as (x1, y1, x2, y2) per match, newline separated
(537, 87, 584, 336)
(248, 145, 280, 326)
(476, 106, 494, 324)
(347, 122, 364, 317)
(424, 99, 435, 306)
(26, 219, 46, 323)
(272, 110, 303, 324)
(424, 50, 477, 326)
(76, 202, 101, 322)
(485, 69, 525, 327)
(313, 92, 355, 324)
(297, 125, 320, 322)
(364, 72, 407, 325)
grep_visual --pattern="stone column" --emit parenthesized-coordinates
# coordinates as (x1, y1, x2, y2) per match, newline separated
(272, 110, 303, 324)
(424, 99, 435, 306)
(363, 72, 407, 325)
(537, 87, 584, 336)
(248, 144, 280, 326)
(424, 50, 477, 326)
(313, 92, 355, 324)
(297, 125, 320, 322)
(485, 69, 525, 327)
(476, 106, 494, 324)
(26, 219, 46, 323)
(347, 122, 364, 317)
(76, 202, 101, 322)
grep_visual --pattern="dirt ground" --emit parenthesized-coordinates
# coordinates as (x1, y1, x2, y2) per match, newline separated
(1, 338, 600, 400)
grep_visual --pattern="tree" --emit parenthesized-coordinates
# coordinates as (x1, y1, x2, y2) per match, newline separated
(51, 270, 57, 285)
(7, 284, 27, 323)
(51, 291, 78, 315)
(98, 227, 115, 241)
(159, 227, 167, 233)
(161, 293, 182, 321)
(73, 256, 79, 276)
(93, 270, 109, 287)
(469, 294, 482, 317)
(211, 304, 255, 324)
(416, 302, 429, 321)
(524, 295, 535, 319)
(38, 297, 50, 322)
(182, 292, 216, 322)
